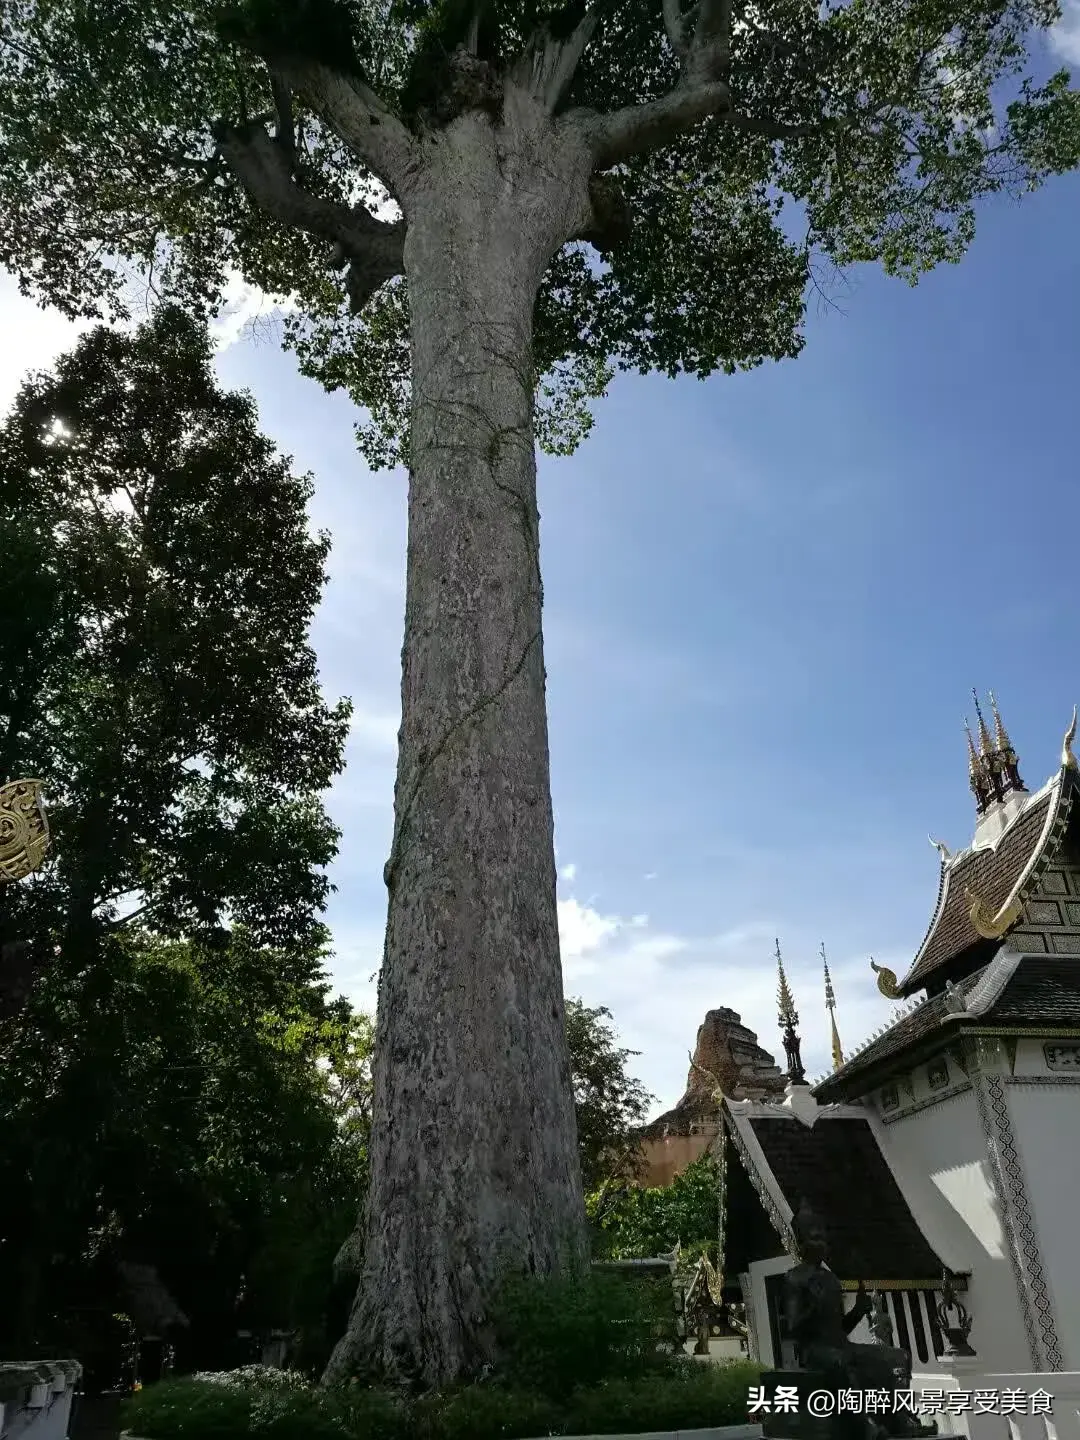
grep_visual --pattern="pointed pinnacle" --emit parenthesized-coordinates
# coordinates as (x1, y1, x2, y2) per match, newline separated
(972, 689, 994, 756)
(822, 941, 836, 1010)
(988, 690, 1012, 754)
(965, 719, 982, 776)
(775, 938, 798, 1027)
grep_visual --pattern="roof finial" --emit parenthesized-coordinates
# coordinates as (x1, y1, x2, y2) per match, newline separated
(989, 691, 1011, 754)
(775, 939, 806, 1085)
(822, 942, 844, 1071)
(972, 689, 994, 759)
(1063, 706, 1078, 772)
(965, 718, 992, 814)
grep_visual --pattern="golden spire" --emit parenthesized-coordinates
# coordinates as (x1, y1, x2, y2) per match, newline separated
(965, 720, 982, 778)
(822, 942, 844, 1071)
(989, 690, 1012, 755)
(972, 689, 994, 759)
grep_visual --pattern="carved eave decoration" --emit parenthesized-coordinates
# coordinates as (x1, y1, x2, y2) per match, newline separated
(0, 779, 51, 883)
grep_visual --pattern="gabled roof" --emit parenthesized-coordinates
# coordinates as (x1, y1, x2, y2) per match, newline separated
(899, 767, 1076, 996)
(812, 951, 1080, 1102)
(722, 1100, 948, 1286)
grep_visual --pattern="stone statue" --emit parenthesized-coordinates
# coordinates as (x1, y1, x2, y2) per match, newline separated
(783, 1201, 934, 1439)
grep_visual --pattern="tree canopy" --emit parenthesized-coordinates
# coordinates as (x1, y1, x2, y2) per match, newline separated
(0, 305, 351, 1009)
(2, 0, 1077, 467)
(0, 308, 363, 1367)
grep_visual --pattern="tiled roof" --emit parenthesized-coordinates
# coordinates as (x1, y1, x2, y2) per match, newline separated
(813, 953, 1080, 1101)
(747, 1115, 945, 1282)
(901, 780, 1068, 995)
(812, 972, 983, 1101)
(988, 957, 1080, 1024)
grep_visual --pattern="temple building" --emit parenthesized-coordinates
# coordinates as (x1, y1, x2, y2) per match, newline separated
(659, 695, 1080, 1377)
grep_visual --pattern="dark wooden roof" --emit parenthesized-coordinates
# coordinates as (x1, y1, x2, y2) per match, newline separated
(988, 956, 1080, 1024)
(746, 1115, 945, 1282)
(813, 954, 1080, 1102)
(901, 778, 1069, 995)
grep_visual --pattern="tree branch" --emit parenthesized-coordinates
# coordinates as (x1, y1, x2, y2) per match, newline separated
(588, 79, 732, 166)
(663, 0, 690, 60)
(511, 2, 607, 113)
(265, 59, 416, 198)
(213, 120, 405, 311)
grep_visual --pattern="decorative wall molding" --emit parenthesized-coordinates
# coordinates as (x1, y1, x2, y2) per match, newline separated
(880, 1080, 973, 1125)
(1006, 1074, 1080, 1087)
(972, 1072, 1062, 1370)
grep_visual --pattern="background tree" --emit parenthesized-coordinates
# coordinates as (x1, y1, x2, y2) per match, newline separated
(0, 309, 356, 1363)
(587, 1152, 721, 1263)
(565, 997, 654, 1191)
(0, 305, 350, 1003)
(0, 929, 370, 1374)
(2, 0, 1078, 1386)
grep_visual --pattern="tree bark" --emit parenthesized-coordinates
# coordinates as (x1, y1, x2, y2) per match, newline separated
(324, 105, 595, 1390)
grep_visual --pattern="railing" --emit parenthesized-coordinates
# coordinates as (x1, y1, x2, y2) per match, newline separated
(911, 1370, 1080, 1440)
(0, 1362, 82, 1440)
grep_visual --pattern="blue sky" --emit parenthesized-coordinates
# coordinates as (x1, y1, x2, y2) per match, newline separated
(3, 12, 1080, 1113)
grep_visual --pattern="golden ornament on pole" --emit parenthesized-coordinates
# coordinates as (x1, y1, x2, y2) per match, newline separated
(0, 780, 51, 883)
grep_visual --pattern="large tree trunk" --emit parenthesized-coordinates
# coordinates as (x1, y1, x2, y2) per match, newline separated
(324, 107, 595, 1390)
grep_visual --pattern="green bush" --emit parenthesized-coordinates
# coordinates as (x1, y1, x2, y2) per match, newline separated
(491, 1269, 679, 1393)
(126, 1377, 257, 1439)
(124, 1350, 763, 1440)
(567, 1361, 762, 1434)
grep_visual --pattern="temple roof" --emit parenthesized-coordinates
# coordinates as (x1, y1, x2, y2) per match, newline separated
(813, 952, 1080, 1102)
(899, 765, 1077, 996)
(722, 1101, 947, 1285)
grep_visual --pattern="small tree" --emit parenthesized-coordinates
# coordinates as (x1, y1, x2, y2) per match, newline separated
(588, 1152, 721, 1261)
(565, 997, 654, 1190)
(2, 0, 1077, 1384)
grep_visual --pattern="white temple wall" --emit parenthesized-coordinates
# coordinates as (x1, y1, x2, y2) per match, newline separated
(1005, 1079, 1080, 1369)
(872, 1087, 1031, 1371)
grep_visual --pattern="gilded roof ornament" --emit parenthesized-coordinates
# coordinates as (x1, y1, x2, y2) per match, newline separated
(972, 690, 994, 759)
(1063, 706, 1078, 772)
(870, 958, 901, 1000)
(822, 942, 844, 1071)
(0, 780, 51, 884)
(989, 691, 1012, 755)
(775, 938, 798, 1028)
(965, 886, 1023, 941)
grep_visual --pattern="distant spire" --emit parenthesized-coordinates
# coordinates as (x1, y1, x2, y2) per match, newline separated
(822, 942, 844, 1071)
(988, 689, 1024, 796)
(775, 939, 806, 1085)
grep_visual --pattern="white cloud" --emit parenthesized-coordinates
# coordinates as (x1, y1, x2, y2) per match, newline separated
(349, 706, 400, 754)
(554, 881, 911, 1114)
(558, 896, 623, 960)
(209, 271, 297, 353)
(1050, 0, 1080, 66)
(0, 275, 89, 417)
(559, 862, 577, 883)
